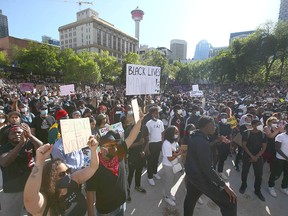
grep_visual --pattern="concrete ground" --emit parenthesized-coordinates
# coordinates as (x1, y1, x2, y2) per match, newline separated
(126, 156, 288, 216)
(1, 155, 287, 216)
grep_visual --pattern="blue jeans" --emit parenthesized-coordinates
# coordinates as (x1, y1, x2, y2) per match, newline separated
(96, 203, 125, 216)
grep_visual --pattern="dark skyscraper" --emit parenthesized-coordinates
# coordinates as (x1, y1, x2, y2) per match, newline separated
(279, 0, 288, 21)
(0, 10, 9, 38)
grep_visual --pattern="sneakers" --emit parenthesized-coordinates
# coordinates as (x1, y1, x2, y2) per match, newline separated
(254, 191, 265, 202)
(197, 197, 204, 205)
(239, 184, 247, 194)
(164, 197, 176, 206)
(135, 186, 146, 193)
(148, 178, 155, 186)
(218, 172, 228, 180)
(280, 187, 288, 195)
(153, 173, 161, 180)
(268, 187, 277, 197)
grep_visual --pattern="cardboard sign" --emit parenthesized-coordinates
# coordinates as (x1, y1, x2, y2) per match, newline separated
(19, 83, 34, 93)
(131, 98, 139, 123)
(126, 64, 161, 95)
(60, 84, 75, 96)
(98, 122, 125, 137)
(190, 90, 203, 97)
(192, 85, 199, 91)
(60, 118, 91, 154)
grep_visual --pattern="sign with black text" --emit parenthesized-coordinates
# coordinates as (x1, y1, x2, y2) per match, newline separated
(126, 64, 161, 95)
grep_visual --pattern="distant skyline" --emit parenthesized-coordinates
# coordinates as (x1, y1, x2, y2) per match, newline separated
(0, 0, 280, 58)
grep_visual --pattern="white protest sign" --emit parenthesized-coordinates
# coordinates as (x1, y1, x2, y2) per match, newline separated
(131, 98, 139, 123)
(192, 85, 199, 91)
(126, 64, 161, 95)
(60, 84, 75, 96)
(60, 118, 91, 154)
(190, 90, 203, 97)
(98, 122, 125, 137)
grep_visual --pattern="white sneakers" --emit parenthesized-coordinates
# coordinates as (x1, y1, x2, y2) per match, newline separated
(218, 172, 228, 180)
(268, 187, 277, 197)
(197, 197, 204, 205)
(268, 187, 288, 197)
(148, 178, 155, 186)
(153, 173, 161, 180)
(280, 187, 288, 195)
(164, 197, 176, 206)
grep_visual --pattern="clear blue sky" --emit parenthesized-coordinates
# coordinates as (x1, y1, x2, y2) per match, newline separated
(0, 0, 280, 58)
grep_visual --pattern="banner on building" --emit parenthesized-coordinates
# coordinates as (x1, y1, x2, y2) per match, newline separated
(126, 64, 161, 95)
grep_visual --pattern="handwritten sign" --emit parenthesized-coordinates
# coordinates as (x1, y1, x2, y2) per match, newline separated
(60, 84, 75, 96)
(19, 83, 34, 93)
(98, 122, 124, 137)
(60, 118, 91, 154)
(192, 85, 199, 91)
(126, 64, 161, 95)
(190, 90, 203, 97)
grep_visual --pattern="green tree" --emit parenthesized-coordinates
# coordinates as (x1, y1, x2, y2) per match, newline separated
(0, 51, 9, 66)
(15, 43, 59, 75)
(120, 52, 141, 84)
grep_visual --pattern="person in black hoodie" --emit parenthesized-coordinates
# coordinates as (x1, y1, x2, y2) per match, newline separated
(184, 116, 237, 216)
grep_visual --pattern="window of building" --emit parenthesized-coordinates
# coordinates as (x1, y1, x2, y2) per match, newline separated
(73, 32, 76, 36)
(61, 35, 64, 39)
(103, 31, 107, 47)
(69, 39, 72, 43)
(73, 38, 76, 42)
(97, 28, 101, 45)
(65, 34, 67, 38)
(65, 40, 68, 44)
(108, 33, 111, 48)
(69, 33, 72, 37)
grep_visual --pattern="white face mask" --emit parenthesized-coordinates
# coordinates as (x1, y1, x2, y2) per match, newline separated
(0, 118, 5, 123)
(256, 125, 264, 131)
(195, 111, 201, 116)
(189, 130, 193, 135)
(221, 118, 227, 124)
(271, 123, 278, 128)
(174, 135, 179, 139)
(238, 112, 243, 116)
(21, 108, 28, 113)
(127, 111, 133, 115)
(177, 110, 182, 115)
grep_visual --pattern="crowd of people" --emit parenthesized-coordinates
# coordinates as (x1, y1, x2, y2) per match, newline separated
(0, 77, 288, 215)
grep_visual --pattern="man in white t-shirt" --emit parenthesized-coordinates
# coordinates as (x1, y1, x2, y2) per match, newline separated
(144, 106, 164, 186)
(268, 124, 288, 197)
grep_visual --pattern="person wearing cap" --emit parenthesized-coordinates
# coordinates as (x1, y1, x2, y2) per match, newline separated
(144, 106, 165, 186)
(239, 119, 267, 201)
(86, 111, 144, 216)
(0, 123, 43, 216)
(72, 110, 82, 119)
(94, 113, 109, 135)
(48, 109, 69, 145)
(214, 113, 232, 180)
(30, 104, 55, 143)
(185, 105, 201, 129)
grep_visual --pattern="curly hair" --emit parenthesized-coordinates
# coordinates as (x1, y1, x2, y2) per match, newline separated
(41, 159, 66, 216)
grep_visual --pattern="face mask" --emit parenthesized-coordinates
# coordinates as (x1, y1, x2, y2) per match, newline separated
(127, 111, 133, 115)
(177, 110, 182, 115)
(189, 130, 193, 135)
(245, 122, 251, 125)
(174, 134, 179, 140)
(195, 111, 201, 116)
(238, 112, 243, 116)
(221, 118, 227, 124)
(40, 110, 48, 115)
(188, 112, 192, 116)
(0, 118, 5, 123)
(271, 123, 278, 128)
(21, 108, 27, 113)
(256, 125, 264, 131)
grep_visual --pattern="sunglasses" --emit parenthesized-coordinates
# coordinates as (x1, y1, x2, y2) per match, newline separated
(58, 168, 71, 178)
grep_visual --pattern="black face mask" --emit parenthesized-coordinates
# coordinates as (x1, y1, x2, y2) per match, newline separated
(56, 175, 72, 189)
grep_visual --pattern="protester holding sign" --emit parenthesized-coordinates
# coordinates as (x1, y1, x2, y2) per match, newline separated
(86, 111, 144, 216)
(24, 136, 99, 216)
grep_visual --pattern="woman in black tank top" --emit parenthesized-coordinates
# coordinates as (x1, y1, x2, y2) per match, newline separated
(23, 137, 99, 216)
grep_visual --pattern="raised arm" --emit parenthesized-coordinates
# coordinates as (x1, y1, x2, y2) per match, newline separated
(125, 112, 144, 149)
(71, 136, 99, 184)
(24, 144, 53, 215)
